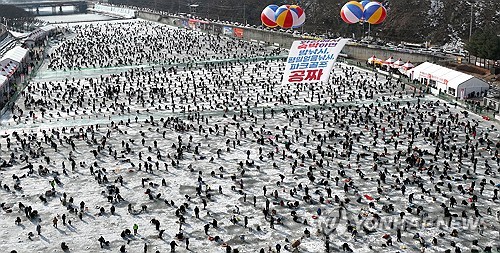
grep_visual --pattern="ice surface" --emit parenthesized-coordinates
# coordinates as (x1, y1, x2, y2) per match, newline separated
(37, 14, 118, 24)
(0, 16, 499, 253)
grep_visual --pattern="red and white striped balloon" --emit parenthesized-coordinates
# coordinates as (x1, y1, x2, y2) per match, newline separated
(261, 4, 279, 28)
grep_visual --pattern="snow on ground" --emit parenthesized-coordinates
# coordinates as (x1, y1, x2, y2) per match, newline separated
(1, 17, 500, 253)
(428, 0, 444, 27)
(443, 29, 466, 55)
(8, 31, 31, 39)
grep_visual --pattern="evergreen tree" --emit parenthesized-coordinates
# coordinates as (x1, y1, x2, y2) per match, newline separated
(466, 27, 500, 60)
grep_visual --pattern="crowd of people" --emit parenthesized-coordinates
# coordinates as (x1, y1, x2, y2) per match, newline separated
(1, 19, 500, 253)
(47, 21, 282, 71)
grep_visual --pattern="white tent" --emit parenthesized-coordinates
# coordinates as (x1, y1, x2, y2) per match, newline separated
(367, 55, 377, 64)
(384, 56, 395, 66)
(409, 62, 490, 99)
(367, 55, 382, 65)
(393, 58, 404, 68)
(402, 61, 414, 70)
(0, 46, 29, 65)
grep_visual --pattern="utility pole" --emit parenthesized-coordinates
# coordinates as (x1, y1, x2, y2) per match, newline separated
(243, 3, 246, 24)
(469, 1, 473, 41)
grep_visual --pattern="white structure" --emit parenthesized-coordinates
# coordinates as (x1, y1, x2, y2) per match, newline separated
(0, 46, 29, 81)
(0, 46, 29, 66)
(91, 4, 137, 18)
(408, 62, 490, 99)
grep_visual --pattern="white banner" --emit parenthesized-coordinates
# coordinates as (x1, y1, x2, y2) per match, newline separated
(282, 38, 348, 84)
(94, 4, 137, 18)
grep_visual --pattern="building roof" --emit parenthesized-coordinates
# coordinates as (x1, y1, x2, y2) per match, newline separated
(0, 46, 28, 64)
(410, 62, 486, 89)
(25, 25, 55, 42)
(26, 28, 46, 42)
(40, 25, 56, 32)
(0, 60, 19, 77)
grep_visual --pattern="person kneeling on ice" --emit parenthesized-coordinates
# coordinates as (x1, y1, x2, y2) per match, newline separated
(175, 232, 184, 240)
(342, 242, 353, 252)
(27, 232, 34, 240)
(215, 235, 224, 243)
(98, 236, 109, 248)
(61, 242, 69, 251)
(304, 228, 310, 237)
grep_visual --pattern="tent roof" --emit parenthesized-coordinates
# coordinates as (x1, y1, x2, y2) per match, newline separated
(40, 25, 56, 32)
(393, 59, 404, 66)
(26, 28, 46, 42)
(0, 46, 28, 64)
(410, 62, 487, 89)
(0, 62, 18, 77)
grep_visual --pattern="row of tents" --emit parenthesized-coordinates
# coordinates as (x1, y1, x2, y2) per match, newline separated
(366, 55, 491, 100)
(0, 46, 29, 102)
(367, 55, 414, 70)
(0, 25, 56, 107)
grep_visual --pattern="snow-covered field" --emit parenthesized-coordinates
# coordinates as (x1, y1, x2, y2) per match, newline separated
(38, 14, 117, 24)
(1, 17, 500, 253)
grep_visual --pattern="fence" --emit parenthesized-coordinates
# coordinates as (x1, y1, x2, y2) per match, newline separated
(464, 54, 499, 74)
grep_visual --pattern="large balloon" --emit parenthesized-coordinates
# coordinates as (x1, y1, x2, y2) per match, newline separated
(276, 5, 299, 29)
(360, 0, 370, 8)
(290, 5, 306, 28)
(363, 2, 387, 24)
(261, 5, 279, 28)
(340, 1, 364, 24)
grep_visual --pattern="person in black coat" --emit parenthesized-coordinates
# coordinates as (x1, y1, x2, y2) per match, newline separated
(170, 240, 178, 252)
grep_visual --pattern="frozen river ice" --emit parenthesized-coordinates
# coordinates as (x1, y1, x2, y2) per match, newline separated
(0, 16, 500, 253)
(37, 14, 117, 24)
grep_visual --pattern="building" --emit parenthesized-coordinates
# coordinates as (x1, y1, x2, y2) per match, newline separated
(0, 46, 29, 79)
(408, 62, 490, 99)
(0, 46, 29, 106)
(0, 46, 29, 67)
(24, 25, 56, 48)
